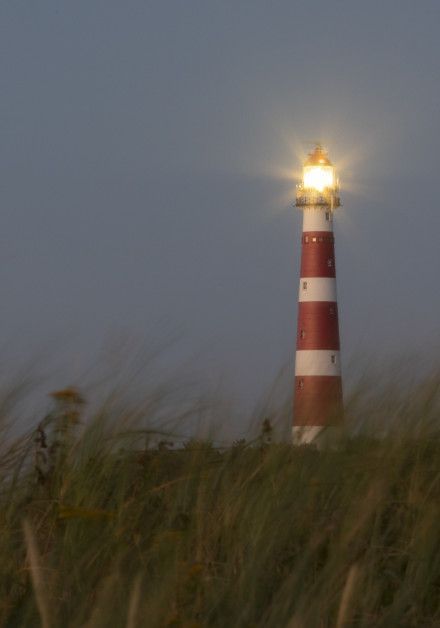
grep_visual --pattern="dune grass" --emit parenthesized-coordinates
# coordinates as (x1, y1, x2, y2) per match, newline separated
(0, 374, 439, 627)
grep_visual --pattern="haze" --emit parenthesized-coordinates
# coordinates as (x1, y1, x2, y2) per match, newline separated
(1, 1, 439, 414)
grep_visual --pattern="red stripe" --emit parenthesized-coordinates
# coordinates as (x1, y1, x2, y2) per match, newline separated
(296, 302, 340, 350)
(301, 231, 334, 244)
(293, 376, 343, 427)
(300, 231, 336, 278)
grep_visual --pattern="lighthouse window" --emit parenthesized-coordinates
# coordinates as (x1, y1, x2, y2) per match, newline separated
(300, 329, 306, 339)
(327, 258, 333, 267)
(298, 379, 304, 389)
(302, 281, 308, 290)
(325, 212, 330, 221)
(329, 306, 335, 316)
(331, 355, 336, 364)
(312, 237, 317, 242)
(304, 236, 309, 243)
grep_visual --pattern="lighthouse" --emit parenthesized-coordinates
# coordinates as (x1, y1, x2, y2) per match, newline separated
(293, 145, 343, 446)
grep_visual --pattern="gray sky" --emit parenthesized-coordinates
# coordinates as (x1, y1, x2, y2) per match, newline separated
(1, 1, 440, 415)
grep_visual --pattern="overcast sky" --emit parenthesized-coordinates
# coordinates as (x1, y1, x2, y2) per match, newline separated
(1, 1, 439, 418)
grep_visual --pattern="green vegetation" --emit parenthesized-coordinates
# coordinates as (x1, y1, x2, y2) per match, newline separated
(0, 373, 440, 627)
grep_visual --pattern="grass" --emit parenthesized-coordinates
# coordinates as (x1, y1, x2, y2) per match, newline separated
(0, 371, 439, 627)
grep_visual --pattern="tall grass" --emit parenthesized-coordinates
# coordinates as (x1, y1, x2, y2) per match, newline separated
(0, 371, 439, 627)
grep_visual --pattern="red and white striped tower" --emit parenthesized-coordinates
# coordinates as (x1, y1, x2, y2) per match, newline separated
(293, 145, 343, 446)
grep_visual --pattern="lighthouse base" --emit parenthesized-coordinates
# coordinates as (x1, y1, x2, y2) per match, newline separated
(292, 425, 343, 449)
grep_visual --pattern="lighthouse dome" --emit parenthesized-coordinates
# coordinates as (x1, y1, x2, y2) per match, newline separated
(304, 145, 333, 167)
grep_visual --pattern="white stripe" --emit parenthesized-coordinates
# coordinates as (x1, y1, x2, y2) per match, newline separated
(299, 277, 337, 302)
(295, 350, 341, 376)
(292, 426, 324, 445)
(292, 425, 342, 447)
(302, 208, 333, 232)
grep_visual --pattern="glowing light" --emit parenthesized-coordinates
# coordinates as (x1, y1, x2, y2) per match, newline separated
(303, 165, 334, 192)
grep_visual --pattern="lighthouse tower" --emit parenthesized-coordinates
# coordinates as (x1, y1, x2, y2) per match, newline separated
(293, 145, 343, 446)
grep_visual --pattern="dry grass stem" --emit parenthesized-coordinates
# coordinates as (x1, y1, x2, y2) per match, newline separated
(336, 564, 361, 628)
(22, 519, 51, 628)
